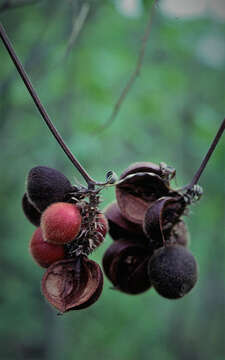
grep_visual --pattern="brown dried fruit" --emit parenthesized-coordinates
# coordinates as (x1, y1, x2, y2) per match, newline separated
(116, 173, 171, 224)
(103, 240, 153, 294)
(115, 162, 175, 225)
(104, 202, 147, 242)
(143, 196, 186, 248)
(41, 257, 103, 313)
(119, 162, 162, 178)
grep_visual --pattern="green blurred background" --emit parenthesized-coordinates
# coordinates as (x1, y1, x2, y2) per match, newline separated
(0, 0, 224, 359)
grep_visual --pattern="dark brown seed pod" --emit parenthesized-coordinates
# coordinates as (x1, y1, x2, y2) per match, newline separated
(27, 166, 73, 212)
(118, 162, 176, 182)
(103, 240, 153, 294)
(104, 202, 147, 243)
(116, 173, 171, 224)
(119, 162, 162, 178)
(69, 259, 104, 311)
(148, 245, 198, 299)
(115, 162, 175, 225)
(22, 192, 41, 226)
(41, 257, 103, 313)
(143, 196, 186, 248)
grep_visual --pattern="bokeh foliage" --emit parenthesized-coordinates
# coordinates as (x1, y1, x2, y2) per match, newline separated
(0, 1, 224, 359)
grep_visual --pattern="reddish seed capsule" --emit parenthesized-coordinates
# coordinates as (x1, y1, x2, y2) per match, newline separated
(41, 202, 82, 244)
(30, 227, 65, 268)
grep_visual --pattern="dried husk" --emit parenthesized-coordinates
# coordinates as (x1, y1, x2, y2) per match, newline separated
(143, 196, 186, 248)
(103, 239, 152, 294)
(70, 264, 104, 310)
(104, 202, 147, 243)
(119, 162, 162, 178)
(41, 257, 103, 312)
(116, 172, 171, 225)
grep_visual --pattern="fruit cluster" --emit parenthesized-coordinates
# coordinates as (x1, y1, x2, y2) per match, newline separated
(103, 162, 198, 299)
(22, 166, 108, 313)
(22, 162, 201, 313)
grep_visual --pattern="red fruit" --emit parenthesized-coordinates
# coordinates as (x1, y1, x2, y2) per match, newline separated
(41, 202, 82, 244)
(30, 227, 65, 268)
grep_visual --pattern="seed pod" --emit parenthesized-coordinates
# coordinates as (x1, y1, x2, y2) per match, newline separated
(143, 196, 186, 248)
(148, 245, 198, 299)
(119, 162, 162, 178)
(103, 240, 153, 294)
(42, 257, 103, 312)
(22, 192, 41, 226)
(104, 202, 146, 242)
(116, 163, 171, 225)
(27, 166, 73, 212)
(30, 227, 65, 268)
(41, 202, 82, 245)
(118, 162, 176, 182)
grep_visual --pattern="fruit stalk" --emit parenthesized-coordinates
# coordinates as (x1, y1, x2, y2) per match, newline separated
(186, 118, 225, 190)
(0, 22, 95, 187)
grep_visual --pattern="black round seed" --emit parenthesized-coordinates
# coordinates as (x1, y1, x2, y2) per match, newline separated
(148, 245, 198, 299)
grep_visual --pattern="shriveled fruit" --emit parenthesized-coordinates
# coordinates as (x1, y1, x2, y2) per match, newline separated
(103, 239, 153, 294)
(116, 165, 171, 225)
(41, 257, 103, 312)
(104, 202, 145, 240)
(41, 202, 82, 244)
(143, 196, 186, 248)
(118, 162, 163, 179)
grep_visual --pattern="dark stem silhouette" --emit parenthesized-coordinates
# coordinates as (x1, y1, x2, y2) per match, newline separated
(187, 118, 225, 189)
(0, 21, 224, 192)
(0, 22, 95, 187)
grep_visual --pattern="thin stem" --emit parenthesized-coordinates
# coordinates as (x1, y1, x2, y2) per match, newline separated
(65, 3, 90, 59)
(187, 118, 225, 189)
(0, 22, 95, 186)
(96, 1, 155, 132)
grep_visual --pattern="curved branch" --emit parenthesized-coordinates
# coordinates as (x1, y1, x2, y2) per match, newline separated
(0, 22, 96, 187)
(96, 1, 156, 132)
